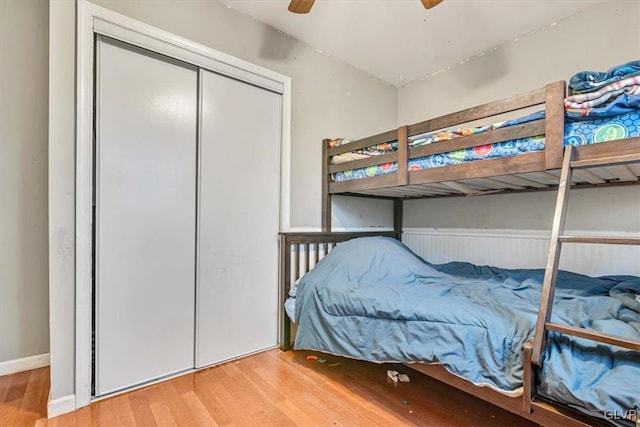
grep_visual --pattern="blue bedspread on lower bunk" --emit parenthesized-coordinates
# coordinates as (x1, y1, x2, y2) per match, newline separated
(291, 237, 640, 419)
(333, 111, 640, 182)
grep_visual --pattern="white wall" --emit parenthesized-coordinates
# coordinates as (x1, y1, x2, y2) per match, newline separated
(48, 0, 397, 401)
(400, 0, 640, 237)
(0, 0, 50, 365)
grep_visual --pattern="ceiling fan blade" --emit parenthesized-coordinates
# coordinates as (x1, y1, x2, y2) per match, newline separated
(288, 0, 315, 14)
(420, 0, 444, 9)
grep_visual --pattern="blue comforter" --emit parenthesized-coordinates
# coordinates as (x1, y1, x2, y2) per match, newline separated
(292, 237, 639, 418)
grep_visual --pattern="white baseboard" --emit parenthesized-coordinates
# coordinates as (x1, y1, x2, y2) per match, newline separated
(47, 394, 76, 419)
(0, 353, 50, 376)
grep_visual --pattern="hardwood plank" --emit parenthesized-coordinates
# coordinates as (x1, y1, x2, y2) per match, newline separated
(1, 381, 21, 426)
(5, 370, 31, 402)
(149, 401, 178, 427)
(191, 373, 233, 426)
(156, 376, 198, 425)
(276, 399, 321, 426)
(204, 369, 254, 425)
(110, 393, 136, 427)
(181, 391, 219, 426)
(249, 406, 297, 426)
(19, 369, 47, 425)
(94, 396, 118, 426)
(0, 370, 13, 404)
(72, 407, 92, 427)
(5, 349, 578, 427)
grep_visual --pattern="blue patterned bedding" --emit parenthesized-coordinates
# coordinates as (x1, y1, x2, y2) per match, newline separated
(288, 237, 640, 422)
(333, 111, 640, 182)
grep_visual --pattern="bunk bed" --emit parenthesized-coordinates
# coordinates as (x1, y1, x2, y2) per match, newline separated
(281, 68, 640, 427)
(322, 80, 640, 230)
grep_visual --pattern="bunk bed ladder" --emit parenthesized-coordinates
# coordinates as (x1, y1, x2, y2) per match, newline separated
(531, 145, 640, 367)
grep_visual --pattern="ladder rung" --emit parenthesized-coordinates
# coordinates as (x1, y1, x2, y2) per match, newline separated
(571, 153, 640, 169)
(546, 322, 640, 351)
(558, 236, 640, 245)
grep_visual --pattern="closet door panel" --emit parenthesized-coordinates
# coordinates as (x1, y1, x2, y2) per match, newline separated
(95, 37, 197, 395)
(197, 70, 281, 367)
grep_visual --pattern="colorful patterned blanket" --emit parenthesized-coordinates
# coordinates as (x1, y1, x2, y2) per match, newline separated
(330, 111, 544, 164)
(569, 60, 640, 95)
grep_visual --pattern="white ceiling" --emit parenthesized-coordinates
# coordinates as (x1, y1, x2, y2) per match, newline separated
(219, 0, 602, 86)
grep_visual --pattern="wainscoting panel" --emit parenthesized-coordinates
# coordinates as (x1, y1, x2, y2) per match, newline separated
(402, 228, 640, 277)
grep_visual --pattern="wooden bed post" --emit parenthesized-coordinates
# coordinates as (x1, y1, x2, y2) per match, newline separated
(393, 126, 407, 240)
(397, 125, 408, 186)
(523, 342, 535, 413)
(279, 234, 292, 351)
(544, 80, 566, 170)
(322, 138, 332, 232)
(394, 199, 403, 240)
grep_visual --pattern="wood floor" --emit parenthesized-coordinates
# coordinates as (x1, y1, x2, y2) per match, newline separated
(1, 349, 536, 426)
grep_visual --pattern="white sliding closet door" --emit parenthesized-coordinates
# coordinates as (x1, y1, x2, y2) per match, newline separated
(95, 37, 198, 395)
(197, 70, 281, 367)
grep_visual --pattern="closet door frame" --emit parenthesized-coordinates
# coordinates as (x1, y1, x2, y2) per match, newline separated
(75, 0, 291, 409)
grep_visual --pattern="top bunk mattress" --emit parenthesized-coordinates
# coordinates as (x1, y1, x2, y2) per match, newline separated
(332, 110, 640, 182)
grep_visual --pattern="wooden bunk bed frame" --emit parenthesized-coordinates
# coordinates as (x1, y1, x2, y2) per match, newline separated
(280, 82, 640, 426)
(321, 80, 640, 232)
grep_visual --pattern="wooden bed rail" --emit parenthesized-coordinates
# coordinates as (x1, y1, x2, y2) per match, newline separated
(321, 81, 568, 225)
(279, 231, 399, 351)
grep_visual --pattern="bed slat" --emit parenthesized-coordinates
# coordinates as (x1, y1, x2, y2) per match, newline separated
(329, 152, 398, 174)
(605, 165, 639, 182)
(314, 243, 320, 265)
(304, 242, 310, 273)
(546, 322, 640, 352)
(328, 129, 398, 156)
(293, 244, 300, 281)
(572, 169, 606, 185)
(488, 174, 549, 189)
